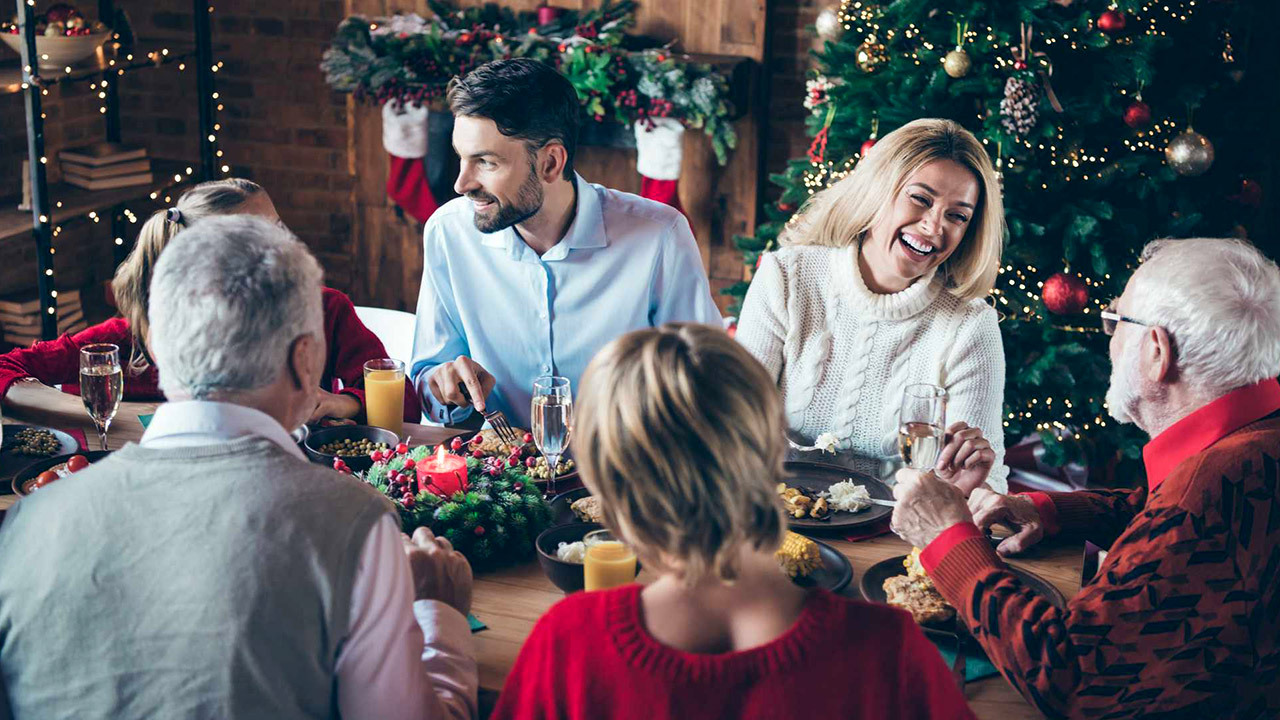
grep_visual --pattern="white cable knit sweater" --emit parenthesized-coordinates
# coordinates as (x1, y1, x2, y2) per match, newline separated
(737, 244, 1009, 492)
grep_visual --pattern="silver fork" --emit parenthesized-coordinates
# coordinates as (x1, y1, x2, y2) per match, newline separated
(457, 383, 519, 446)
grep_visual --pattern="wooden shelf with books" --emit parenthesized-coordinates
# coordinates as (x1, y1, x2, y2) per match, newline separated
(0, 39, 206, 96)
(0, 159, 195, 243)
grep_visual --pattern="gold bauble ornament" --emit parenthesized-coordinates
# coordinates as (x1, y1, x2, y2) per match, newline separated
(1165, 129, 1215, 177)
(815, 7, 842, 42)
(856, 36, 888, 73)
(943, 47, 971, 78)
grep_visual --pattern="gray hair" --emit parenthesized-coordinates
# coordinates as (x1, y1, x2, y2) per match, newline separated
(1129, 237, 1280, 396)
(149, 215, 325, 399)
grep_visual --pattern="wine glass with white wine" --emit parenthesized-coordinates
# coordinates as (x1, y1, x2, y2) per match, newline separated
(531, 376, 573, 498)
(898, 383, 947, 472)
(80, 343, 123, 451)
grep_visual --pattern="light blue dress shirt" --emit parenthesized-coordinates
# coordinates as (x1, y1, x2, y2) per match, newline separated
(410, 174, 722, 427)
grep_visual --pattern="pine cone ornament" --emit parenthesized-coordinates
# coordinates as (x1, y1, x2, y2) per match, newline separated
(1000, 75, 1039, 136)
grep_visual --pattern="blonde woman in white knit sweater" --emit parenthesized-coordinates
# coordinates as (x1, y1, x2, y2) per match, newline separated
(737, 118, 1009, 493)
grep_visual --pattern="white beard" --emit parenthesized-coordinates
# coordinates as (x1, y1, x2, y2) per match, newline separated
(1105, 335, 1143, 426)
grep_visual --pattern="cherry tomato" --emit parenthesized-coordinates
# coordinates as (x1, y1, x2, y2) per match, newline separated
(65, 455, 90, 473)
(34, 470, 58, 487)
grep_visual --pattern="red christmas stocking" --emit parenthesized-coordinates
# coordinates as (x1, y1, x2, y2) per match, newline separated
(382, 100, 438, 223)
(634, 117, 686, 216)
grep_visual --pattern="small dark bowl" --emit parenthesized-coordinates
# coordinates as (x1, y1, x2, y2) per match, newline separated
(12, 450, 113, 496)
(547, 487, 592, 526)
(535, 522, 641, 594)
(303, 425, 400, 472)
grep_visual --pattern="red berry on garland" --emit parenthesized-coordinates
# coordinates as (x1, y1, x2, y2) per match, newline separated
(525, 456, 537, 468)
(1042, 272, 1090, 315)
(471, 435, 484, 446)
(474, 525, 486, 536)
(332, 458, 346, 471)
(508, 456, 520, 467)
(403, 458, 416, 470)
(513, 482, 524, 492)
(370, 450, 383, 463)
(860, 138, 877, 156)
(472, 449, 484, 459)
(523, 432, 534, 444)
(1123, 100, 1152, 128)
(402, 495, 415, 508)
(395, 442, 409, 455)
(1097, 8, 1126, 34)
(450, 437, 463, 452)
(457, 31, 473, 44)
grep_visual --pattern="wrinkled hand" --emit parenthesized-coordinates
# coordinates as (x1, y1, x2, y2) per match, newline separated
(428, 356, 496, 412)
(890, 469, 973, 549)
(402, 526, 473, 616)
(308, 389, 362, 424)
(968, 488, 1044, 556)
(933, 421, 996, 495)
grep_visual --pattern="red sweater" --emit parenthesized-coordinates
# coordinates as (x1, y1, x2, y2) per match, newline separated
(491, 584, 975, 720)
(921, 379, 1280, 719)
(0, 288, 420, 422)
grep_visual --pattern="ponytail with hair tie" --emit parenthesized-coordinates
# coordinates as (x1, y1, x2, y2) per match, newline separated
(165, 207, 184, 226)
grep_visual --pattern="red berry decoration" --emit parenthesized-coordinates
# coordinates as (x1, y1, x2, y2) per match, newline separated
(1123, 100, 1152, 128)
(450, 437, 463, 452)
(402, 495, 415, 508)
(471, 435, 484, 446)
(472, 449, 484, 459)
(525, 456, 538, 468)
(1042, 272, 1090, 315)
(403, 458, 416, 470)
(513, 482, 524, 492)
(507, 456, 519, 467)
(395, 442, 409, 455)
(860, 138, 877, 156)
(1097, 8, 1126, 34)
(523, 432, 534, 444)
(474, 525, 486, 536)
(370, 450, 383, 463)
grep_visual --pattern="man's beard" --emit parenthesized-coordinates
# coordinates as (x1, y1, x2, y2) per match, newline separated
(470, 166, 544, 234)
(1105, 334, 1143, 426)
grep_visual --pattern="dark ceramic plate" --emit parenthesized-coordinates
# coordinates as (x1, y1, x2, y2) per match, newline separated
(548, 487, 592, 525)
(783, 460, 893, 532)
(11, 450, 112, 496)
(795, 538, 854, 594)
(859, 555, 1067, 642)
(0, 425, 80, 493)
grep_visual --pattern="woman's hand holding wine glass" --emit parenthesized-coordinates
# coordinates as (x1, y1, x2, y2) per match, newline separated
(898, 384, 994, 494)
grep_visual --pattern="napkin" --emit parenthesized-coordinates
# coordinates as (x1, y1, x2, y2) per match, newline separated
(467, 613, 487, 633)
(843, 517, 893, 542)
(928, 635, 998, 683)
(138, 413, 153, 429)
(67, 429, 88, 451)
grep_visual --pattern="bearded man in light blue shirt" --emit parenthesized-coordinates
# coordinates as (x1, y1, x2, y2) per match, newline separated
(410, 59, 722, 427)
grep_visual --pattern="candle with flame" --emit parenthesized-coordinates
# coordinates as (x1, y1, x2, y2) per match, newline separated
(416, 445, 468, 497)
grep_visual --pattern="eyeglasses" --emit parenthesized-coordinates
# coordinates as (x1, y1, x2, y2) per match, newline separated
(1099, 300, 1150, 336)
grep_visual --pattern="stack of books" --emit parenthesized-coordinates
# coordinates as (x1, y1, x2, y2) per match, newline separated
(59, 143, 152, 191)
(0, 289, 86, 346)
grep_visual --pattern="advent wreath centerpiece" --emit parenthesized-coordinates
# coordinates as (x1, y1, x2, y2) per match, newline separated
(335, 437, 553, 569)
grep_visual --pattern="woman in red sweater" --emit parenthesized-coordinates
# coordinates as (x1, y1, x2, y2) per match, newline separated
(491, 324, 974, 720)
(0, 178, 418, 423)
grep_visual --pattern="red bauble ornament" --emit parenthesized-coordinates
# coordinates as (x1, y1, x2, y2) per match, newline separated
(1123, 100, 1152, 128)
(1042, 272, 1090, 315)
(1097, 9, 1126, 34)
(474, 525, 486, 536)
(1231, 178, 1264, 208)
(860, 138, 877, 156)
(777, 201, 797, 213)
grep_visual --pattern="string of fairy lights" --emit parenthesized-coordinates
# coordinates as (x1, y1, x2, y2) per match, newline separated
(20, 1, 229, 308)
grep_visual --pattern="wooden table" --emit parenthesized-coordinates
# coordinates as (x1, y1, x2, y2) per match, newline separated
(0, 404, 1083, 719)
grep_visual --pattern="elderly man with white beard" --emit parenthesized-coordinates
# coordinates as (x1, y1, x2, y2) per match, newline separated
(889, 237, 1280, 720)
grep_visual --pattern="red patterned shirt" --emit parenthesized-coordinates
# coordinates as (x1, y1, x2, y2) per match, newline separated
(922, 379, 1280, 719)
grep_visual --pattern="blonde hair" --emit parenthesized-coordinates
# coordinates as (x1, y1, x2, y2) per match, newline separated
(575, 323, 787, 585)
(784, 118, 1004, 301)
(111, 178, 263, 373)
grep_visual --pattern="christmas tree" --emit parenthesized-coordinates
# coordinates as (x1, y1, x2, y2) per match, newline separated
(729, 0, 1267, 479)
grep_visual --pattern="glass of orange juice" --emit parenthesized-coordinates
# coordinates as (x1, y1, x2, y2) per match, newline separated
(583, 529, 637, 591)
(363, 359, 405, 437)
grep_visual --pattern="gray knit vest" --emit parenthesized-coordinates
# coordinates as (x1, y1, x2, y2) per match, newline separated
(0, 436, 394, 719)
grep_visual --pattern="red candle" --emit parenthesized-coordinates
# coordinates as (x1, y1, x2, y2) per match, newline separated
(416, 445, 468, 497)
(537, 3, 561, 26)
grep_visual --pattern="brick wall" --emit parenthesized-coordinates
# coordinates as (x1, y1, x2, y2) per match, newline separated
(765, 0, 821, 203)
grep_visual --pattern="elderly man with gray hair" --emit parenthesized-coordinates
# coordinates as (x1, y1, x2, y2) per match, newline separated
(0, 216, 477, 720)
(890, 237, 1280, 719)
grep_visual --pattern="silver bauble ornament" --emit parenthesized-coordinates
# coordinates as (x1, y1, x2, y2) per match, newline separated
(1165, 129, 1215, 177)
(943, 48, 971, 78)
(815, 7, 842, 41)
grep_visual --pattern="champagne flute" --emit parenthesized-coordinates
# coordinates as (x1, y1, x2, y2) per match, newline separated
(531, 376, 573, 498)
(80, 343, 123, 451)
(897, 383, 947, 471)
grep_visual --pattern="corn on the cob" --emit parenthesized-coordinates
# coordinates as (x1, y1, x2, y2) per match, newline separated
(776, 532, 821, 578)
